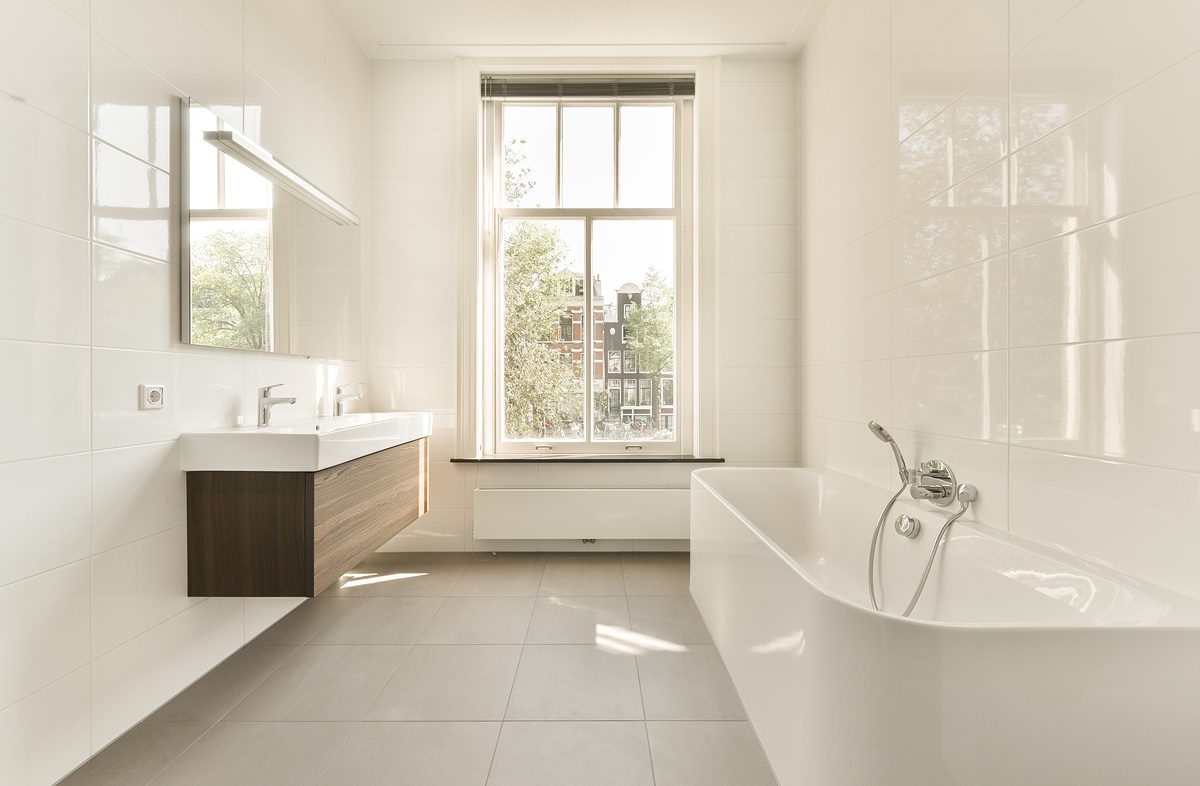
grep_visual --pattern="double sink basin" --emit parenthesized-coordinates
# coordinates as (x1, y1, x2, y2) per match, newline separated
(181, 412, 433, 472)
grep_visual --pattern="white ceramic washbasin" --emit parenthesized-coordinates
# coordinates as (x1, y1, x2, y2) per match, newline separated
(181, 412, 433, 472)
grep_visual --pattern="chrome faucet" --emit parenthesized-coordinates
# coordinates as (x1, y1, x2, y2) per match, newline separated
(258, 384, 296, 427)
(334, 383, 362, 416)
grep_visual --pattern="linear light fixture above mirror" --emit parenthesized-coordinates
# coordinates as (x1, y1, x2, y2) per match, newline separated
(202, 129, 360, 226)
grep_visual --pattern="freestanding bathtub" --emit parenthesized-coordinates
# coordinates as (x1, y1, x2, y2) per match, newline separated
(690, 467, 1200, 786)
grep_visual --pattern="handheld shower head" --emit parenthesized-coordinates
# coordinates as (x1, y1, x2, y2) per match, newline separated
(867, 421, 909, 484)
(867, 421, 892, 443)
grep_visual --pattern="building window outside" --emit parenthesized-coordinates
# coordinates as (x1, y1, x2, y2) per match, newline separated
(608, 381, 622, 415)
(661, 377, 674, 406)
(488, 94, 688, 453)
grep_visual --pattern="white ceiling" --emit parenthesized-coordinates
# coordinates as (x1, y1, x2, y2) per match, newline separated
(328, 0, 828, 59)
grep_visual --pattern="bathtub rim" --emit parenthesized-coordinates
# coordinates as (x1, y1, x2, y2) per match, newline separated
(691, 465, 1200, 632)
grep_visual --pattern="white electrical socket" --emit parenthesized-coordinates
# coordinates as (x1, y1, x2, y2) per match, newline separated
(139, 384, 165, 410)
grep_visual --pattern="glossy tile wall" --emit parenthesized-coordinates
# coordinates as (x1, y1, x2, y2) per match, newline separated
(718, 59, 801, 466)
(0, 1, 368, 782)
(797, 0, 1200, 598)
(366, 58, 799, 552)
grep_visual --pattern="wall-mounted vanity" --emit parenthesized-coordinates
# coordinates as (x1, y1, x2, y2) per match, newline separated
(182, 413, 432, 597)
(178, 100, 431, 597)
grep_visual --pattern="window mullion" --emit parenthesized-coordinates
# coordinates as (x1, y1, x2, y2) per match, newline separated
(583, 215, 594, 447)
(613, 102, 621, 208)
(555, 103, 563, 209)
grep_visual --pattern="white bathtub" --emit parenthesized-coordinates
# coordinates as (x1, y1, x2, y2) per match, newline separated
(690, 467, 1200, 786)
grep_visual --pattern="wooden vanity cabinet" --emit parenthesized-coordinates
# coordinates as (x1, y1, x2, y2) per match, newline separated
(186, 438, 428, 597)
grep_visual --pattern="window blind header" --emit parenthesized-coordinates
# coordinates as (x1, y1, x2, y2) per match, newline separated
(481, 75, 695, 100)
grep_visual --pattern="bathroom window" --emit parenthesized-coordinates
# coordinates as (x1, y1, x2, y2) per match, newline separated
(483, 85, 692, 454)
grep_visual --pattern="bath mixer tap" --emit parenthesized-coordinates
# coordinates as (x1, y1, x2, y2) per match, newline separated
(909, 460, 957, 507)
(258, 384, 296, 427)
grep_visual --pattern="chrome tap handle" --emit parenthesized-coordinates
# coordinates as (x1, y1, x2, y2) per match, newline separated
(260, 383, 286, 396)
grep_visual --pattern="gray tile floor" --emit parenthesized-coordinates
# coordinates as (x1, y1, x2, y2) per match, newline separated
(62, 552, 777, 786)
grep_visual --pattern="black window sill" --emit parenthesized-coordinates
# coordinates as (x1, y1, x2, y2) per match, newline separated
(450, 454, 725, 464)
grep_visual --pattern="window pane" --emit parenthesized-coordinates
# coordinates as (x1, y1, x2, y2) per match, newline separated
(223, 155, 272, 209)
(500, 219, 586, 441)
(592, 219, 676, 442)
(561, 106, 614, 207)
(618, 105, 674, 207)
(189, 219, 272, 351)
(503, 105, 556, 208)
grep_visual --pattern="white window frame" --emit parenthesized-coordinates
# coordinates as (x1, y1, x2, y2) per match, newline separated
(457, 58, 719, 462)
(481, 93, 694, 455)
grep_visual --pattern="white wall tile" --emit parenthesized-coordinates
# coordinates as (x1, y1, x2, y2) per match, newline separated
(92, 348, 243, 449)
(92, 141, 172, 262)
(0, 341, 90, 463)
(366, 321, 457, 368)
(892, 350, 1008, 441)
(1009, 448, 1200, 598)
(90, 597, 245, 749)
(0, 560, 90, 709)
(719, 272, 796, 320)
(1010, 0, 1200, 150)
(0, 667, 90, 785)
(370, 82, 456, 130)
(0, 216, 90, 345)
(366, 272, 458, 320)
(92, 526, 199, 656)
(92, 245, 178, 351)
(891, 257, 1007, 358)
(1010, 335, 1200, 473)
(720, 82, 796, 131)
(891, 160, 1006, 287)
(0, 453, 90, 588)
(371, 130, 456, 178)
(719, 177, 797, 226)
(0, 3, 372, 780)
(91, 441, 185, 553)
(0, 97, 89, 237)
(371, 224, 457, 273)
(721, 129, 797, 178)
(802, 0, 1200, 600)
(1011, 54, 1200, 249)
(1010, 193, 1200, 347)
(719, 224, 796, 273)
(0, 0, 89, 130)
(720, 367, 798, 415)
(720, 320, 797, 368)
(91, 0, 243, 117)
(90, 33, 177, 172)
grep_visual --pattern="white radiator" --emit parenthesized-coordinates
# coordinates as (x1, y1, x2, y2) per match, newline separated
(472, 488, 689, 539)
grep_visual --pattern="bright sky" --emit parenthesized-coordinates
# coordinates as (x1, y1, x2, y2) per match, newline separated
(502, 104, 676, 306)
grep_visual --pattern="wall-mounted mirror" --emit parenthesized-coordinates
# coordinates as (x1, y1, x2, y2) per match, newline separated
(181, 100, 362, 360)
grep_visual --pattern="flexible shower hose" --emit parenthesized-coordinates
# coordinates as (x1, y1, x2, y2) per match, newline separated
(868, 484, 975, 618)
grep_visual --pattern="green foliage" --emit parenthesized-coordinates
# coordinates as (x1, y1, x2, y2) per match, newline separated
(502, 218, 583, 439)
(622, 267, 674, 377)
(504, 140, 535, 205)
(190, 227, 270, 351)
